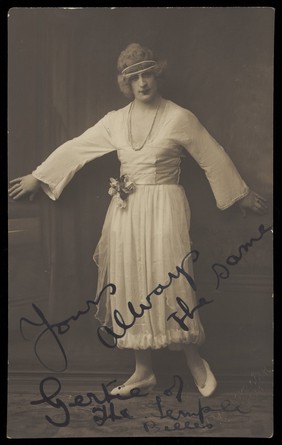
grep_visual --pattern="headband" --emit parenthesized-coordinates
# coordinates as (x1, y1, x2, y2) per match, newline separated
(121, 60, 157, 77)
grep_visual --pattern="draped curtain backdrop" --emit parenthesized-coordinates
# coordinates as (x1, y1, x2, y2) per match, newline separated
(8, 8, 273, 375)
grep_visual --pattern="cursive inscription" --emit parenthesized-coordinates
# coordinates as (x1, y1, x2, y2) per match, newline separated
(31, 376, 146, 427)
(20, 251, 199, 370)
(19, 283, 115, 372)
(30, 374, 251, 431)
(20, 223, 271, 371)
(212, 223, 272, 289)
(143, 393, 251, 433)
(167, 296, 214, 330)
(163, 375, 184, 402)
(97, 250, 199, 348)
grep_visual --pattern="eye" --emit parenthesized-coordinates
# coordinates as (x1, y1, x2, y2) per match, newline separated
(129, 74, 138, 82)
(143, 72, 154, 79)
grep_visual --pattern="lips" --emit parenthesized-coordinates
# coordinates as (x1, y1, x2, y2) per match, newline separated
(140, 89, 150, 94)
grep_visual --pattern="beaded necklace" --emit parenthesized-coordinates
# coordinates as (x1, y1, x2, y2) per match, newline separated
(127, 101, 160, 151)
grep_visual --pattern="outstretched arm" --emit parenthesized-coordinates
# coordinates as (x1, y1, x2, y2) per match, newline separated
(174, 109, 268, 213)
(8, 111, 116, 201)
(8, 174, 41, 201)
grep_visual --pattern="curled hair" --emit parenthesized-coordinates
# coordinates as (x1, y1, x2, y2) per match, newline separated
(117, 43, 167, 98)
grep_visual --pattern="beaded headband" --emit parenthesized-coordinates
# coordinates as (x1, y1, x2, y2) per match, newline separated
(121, 60, 157, 77)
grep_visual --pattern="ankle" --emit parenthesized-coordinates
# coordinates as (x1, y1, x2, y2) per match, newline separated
(134, 368, 154, 380)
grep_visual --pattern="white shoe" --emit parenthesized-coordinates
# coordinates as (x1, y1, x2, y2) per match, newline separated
(195, 359, 217, 397)
(110, 374, 157, 397)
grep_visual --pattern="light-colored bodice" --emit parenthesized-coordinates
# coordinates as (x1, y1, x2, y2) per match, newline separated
(32, 99, 249, 209)
(118, 145, 182, 185)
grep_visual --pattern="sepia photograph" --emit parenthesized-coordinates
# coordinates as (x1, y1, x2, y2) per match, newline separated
(7, 7, 273, 438)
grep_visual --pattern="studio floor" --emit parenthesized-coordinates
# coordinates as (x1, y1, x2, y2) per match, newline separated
(7, 371, 273, 438)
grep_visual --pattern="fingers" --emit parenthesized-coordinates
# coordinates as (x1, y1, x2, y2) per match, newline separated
(8, 181, 27, 200)
(9, 177, 23, 185)
(253, 203, 268, 215)
(249, 190, 268, 204)
(9, 186, 23, 198)
(254, 193, 267, 203)
(254, 195, 268, 211)
(8, 183, 22, 193)
(8, 178, 23, 198)
(10, 189, 26, 200)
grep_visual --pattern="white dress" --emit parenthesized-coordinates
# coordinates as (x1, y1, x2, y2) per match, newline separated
(32, 99, 249, 350)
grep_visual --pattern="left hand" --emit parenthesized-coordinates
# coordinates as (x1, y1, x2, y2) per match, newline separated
(238, 190, 268, 216)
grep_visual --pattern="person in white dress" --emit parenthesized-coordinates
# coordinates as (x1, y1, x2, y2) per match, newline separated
(9, 43, 267, 397)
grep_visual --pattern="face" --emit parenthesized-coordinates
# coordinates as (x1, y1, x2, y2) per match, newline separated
(129, 71, 159, 103)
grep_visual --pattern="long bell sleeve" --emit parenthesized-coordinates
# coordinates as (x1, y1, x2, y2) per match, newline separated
(32, 112, 116, 200)
(173, 108, 250, 210)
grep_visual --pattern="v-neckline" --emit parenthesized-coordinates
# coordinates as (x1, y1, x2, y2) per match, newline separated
(125, 98, 168, 149)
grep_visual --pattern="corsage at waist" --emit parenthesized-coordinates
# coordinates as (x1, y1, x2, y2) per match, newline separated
(108, 174, 136, 209)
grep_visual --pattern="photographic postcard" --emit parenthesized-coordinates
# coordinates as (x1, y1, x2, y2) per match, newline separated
(7, 7, 273, 438)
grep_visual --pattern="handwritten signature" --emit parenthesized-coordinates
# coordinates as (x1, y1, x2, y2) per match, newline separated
(30, 375, 146, 427)
(144, 394, 250, 433)
(19, 223, 272, 372)
(30, 374, 251, 430)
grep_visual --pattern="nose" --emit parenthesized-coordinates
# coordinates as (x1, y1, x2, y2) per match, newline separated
(138, 74, 147, 87)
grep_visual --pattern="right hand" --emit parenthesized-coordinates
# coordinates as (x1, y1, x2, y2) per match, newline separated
(8, 174, 41, 201)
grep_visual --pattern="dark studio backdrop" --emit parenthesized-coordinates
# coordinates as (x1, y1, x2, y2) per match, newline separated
(8, 7, 273, 379)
